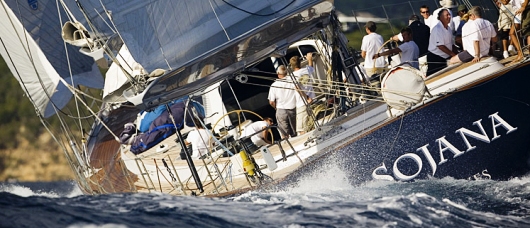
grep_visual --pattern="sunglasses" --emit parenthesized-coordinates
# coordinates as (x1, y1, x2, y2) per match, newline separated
(421, 11, 429, 14)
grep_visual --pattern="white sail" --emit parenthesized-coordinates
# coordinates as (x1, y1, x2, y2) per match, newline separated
(103, 44, 137, 103)
(0, 0, 103, 118)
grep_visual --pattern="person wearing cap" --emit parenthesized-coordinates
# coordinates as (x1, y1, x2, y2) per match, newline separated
(427, 8, 457, 76)
(454, 5, 469, 34)
(453, 5, 467, 32)
(449, 6, 497, 64)
(454, 5, 469, 51)
(361, 21, 385, 77)
(391, 15, 430, 57)
(374, 27, 419, 69)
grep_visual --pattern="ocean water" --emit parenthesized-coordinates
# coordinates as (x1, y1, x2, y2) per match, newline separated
(1, 165, 530, 228)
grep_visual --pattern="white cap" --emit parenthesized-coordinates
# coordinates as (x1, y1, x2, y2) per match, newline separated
(439, 0, 456, 8)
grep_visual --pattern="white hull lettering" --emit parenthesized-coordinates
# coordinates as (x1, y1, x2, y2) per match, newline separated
(393, 153, 422, 181)
(482, 169, 492, 179)
(437, 136, 464, 165)
(490, 112, 517, 141)
(372, 163, 395, 181)
(455, 119, 490, 152)
(467, 169, 492, 180)
(371, 112, 517, 181)
(417, 144, 437, 176)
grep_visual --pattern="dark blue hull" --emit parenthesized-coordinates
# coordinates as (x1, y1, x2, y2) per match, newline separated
(288, 64, 530, 186)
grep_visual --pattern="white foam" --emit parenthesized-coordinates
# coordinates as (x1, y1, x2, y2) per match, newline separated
(442, 198, 470, 211)
(287, 165, 353, 194)
(0, 182, 83, 198)
(0, 184, 50, 197)
(67, 223, 128, 228)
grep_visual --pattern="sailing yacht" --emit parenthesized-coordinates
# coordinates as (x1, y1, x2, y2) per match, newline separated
(1, 0, 530, 196)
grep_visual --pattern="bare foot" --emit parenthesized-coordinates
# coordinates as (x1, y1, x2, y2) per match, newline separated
(513, 54, 524, 62)
(449, 57, 460, 65)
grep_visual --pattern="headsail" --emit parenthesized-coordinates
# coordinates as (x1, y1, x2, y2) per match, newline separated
(0, 0, 103, 118)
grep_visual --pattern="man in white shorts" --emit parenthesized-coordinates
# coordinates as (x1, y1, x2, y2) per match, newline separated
(361, 21, 385, 77)
(290, 53, 316, 135)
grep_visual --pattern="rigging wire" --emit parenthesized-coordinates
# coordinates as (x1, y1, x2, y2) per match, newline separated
(381, 106, 410, 165)
(236, 71, 427, 104)
(5, 0, 108, 124)
(56, 0, 86, 151)
(4, 1, 87, 159)
(76, 0, 141, 88)
(209, 0, 231, 40)
(220, 0, 295, 16)
(226, 79, 247, 120)
(1, 1, 87, 173)
(7, 1, 57, 116)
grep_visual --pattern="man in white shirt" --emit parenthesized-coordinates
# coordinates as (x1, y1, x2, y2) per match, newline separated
(361, 21, 385, 77)
(426, 8, 456, 76)
(243, 117, 274, 147)
(420, 5, 432, 27)
(450, 6, 497, 64)
(429, 1, 456, 32)
(290, 53, 316, 135)
(374, 27, 420, 69)
(268, 65, 297, 139)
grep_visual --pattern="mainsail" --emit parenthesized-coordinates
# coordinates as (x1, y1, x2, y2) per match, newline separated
(70, 0, 314, 72)
(0, 0, 103, 118)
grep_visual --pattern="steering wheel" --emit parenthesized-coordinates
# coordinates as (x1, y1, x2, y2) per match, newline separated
(373, 39, 401, 81)
(211, 109, 274, 144)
